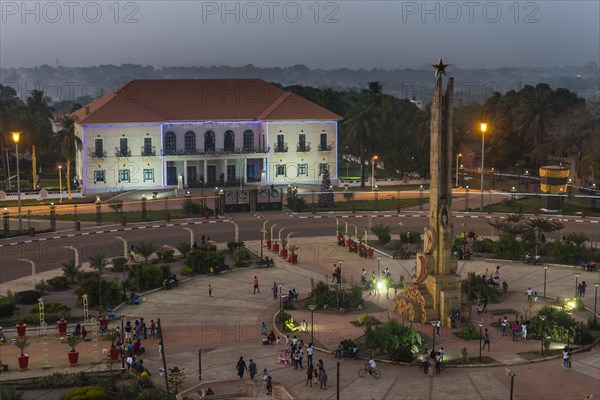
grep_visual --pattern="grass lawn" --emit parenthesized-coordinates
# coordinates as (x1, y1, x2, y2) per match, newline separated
(0, 198, 94, 207)
(518, 349, 563, 360)
(35, 209, 203, 223)
(300, 198, 429, 212)
(345, 184, 430, 192)
(489, 196, 600, 217)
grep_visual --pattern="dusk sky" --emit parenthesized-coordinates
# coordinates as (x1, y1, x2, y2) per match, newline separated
(1, 1, 598, 69)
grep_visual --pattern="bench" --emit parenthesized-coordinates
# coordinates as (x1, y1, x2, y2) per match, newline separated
(393, 248, 413, 259)
(256, 260, 273, 268)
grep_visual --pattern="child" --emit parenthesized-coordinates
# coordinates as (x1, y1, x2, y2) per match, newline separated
(533, 291, 538, 302)
(209, 284, 212, 297)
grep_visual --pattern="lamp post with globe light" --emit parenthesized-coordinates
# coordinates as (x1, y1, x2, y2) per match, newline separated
(539, 315, 547, 356)
(479, 123, 487, 211)
(308, 304, 317, 344)
(371, 155, 378, 191)
(11, 132, 23, 231)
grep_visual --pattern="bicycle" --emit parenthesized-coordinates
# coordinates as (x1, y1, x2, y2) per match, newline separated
(358, 367, 381, 379)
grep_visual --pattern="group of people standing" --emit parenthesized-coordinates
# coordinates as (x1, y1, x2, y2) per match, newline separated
(421, 348, 444, 377)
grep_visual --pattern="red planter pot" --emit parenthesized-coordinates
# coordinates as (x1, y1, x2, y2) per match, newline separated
(68, 351, 80, 366)
(99, 317, 110, 331)
(109, 347, 121, 361)
(272, 243, 280, 253)
(266, 239, 272, 249)
(16, 324, 26, 337)
(345, 239, 352, 248)
(17, 354, 29, 370)
(280, 248, 288, 258)
(366, 247, 375, 258)
(57, 320, 68, 335)
(289, 254, 298, 264)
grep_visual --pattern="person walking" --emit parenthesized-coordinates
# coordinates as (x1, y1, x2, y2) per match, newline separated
(307, 343, 314, 367)
(563, 346, 570, 369)
(266, 376, 273, 395)
(526, 288, 533, 302)
(306, 365, 314, 387)
(248, 359, 257, 379)
(501, 316, 508, 336)
(482, 328, 491, 351)
(208, 284, 212, 297)
(272, 282, 278, 299)
(319, 367, 328, 389)
(253, 276, 260, 294)
(512, 321, 519, 341)
(236, 356, 248, 379)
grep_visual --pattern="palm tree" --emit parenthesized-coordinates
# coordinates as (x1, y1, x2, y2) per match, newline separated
(344, 104, 382, 188)
(25, 90, 55, 152)
(0, 387, 25, 400)
(88, 253, 108, 309)
(59, 114, 82, 200)
(134, 242, 159, 264)
(566, 233, 589, 249)
(61, 260, 81, 284)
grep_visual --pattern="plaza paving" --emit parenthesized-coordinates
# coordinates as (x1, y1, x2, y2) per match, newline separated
(1, 236, 599, 399)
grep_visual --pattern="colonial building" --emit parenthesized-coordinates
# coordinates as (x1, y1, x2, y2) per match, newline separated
(72, 79, 342, 193)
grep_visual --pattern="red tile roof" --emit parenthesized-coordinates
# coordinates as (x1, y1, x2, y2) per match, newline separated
(73, 79, 342, 124)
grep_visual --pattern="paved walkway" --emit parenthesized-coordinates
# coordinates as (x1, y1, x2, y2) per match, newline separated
(1, 236, 598, 400)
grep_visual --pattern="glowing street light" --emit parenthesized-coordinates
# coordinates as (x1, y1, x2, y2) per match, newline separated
(58, 164, 63, 203)
(479, 123, 488, 211)
(11, 132, 23, 231)
(371, 155, 378, 191)
(456, 153, 462, 187)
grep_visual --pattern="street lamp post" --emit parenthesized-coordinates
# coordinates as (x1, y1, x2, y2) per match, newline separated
(120, 314, 125, 369)
(430, 320, 437, 350)
(478, 322, 483, 363)
(58, 164, 63, 203)
(95, 196, 102, 226)
(2, 207, 9, 238)
(525, 170, 530, 192)
(456, 153, 462, 187)
(465, 186, 470, 211)
(308, 304, 317, 344)
(510, 187, 517, 211)
(480, 123, 487, 211)
(280, 293, 287, 331)
(419, 185, 424, 211)
(594, 283, 599, 320)
(566, 310, 573, 353)
(141, 195, 147, 222)
(377, 256, 381, 279)
(575, 273, 580, 297)
(11, 132, 23, 231)
(539, 315, 547, 356)
(374, 185, 379, 211)
(49, 202, 56, 231)
(371, 155, 378, 191)
(337, 259, 343, 288)
(543, 266, 548, 298)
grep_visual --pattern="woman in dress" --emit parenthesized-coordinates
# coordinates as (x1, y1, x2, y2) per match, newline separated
(428, 350, 437, 377)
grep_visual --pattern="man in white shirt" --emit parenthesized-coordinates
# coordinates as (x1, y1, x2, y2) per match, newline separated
(367, 357, 377, 374)
(501, 317, 508, 336)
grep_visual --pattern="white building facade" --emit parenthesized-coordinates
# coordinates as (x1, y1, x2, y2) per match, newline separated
(73, 79, 341, 193)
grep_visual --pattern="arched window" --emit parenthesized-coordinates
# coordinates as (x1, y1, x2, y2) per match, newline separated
(204, 130, 215, 152)
(164, 131, 176, 154)
(243, 130, 254, 151)
(184, 131, 196, 154)
(224, 130, 235, 152)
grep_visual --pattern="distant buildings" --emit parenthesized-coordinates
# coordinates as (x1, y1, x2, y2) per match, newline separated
(72, 79, 342, 193)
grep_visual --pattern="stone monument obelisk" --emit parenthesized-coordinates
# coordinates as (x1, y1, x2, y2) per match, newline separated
(394, 59, 468, 327)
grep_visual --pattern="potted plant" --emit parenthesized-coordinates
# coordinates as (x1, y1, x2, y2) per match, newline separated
(66, 336, 82, 366)
(288, 245, 299, 264)
(266, 232, 272, 250)
(15, 323, 26, 337)
(14, 338, 30, 370)
(272, 240, 280, 253)
(345, 232, 353, 248)
(57, 318, 68, 335)
(366, 247, 375, 258)
(280, 239, 288, 258)
(105, 331, 120, 361)
(356, 234, 364, 254)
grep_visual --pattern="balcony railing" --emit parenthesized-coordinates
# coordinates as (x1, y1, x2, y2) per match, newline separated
(161, 147, 270, 156)
(318, 143, 333, 151)
(274, 143, 288, 153)
(141, 146, 156, 156)
(88, 148, 107, 159)
(115, 147, 131, 157)
(296, 142, 311, 152)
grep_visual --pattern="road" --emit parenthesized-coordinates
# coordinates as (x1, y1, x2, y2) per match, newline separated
(1, 209, 599, 284)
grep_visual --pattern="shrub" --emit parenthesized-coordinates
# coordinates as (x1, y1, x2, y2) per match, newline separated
(371, 223, 393, 245)
(156, 249, 175, 263)
(363, 320, 422, 361)
(472, 238, 495, 254)
(233, 247, 250, 267)
(356, 314, 381, 327)
(457, 323, 481, 340)
(111, 257, 127, 273)
(529, 305, 572, 342)
(15, 290, 42, 305)
(572, 321, 593, 345)
(182, 199, 203, 216)
(227, 241, 245, 251)
(33, 372, 90, 388)
(176, 242, 191, 258)
(309, 280, 363, 311)
(384, 240, 403, 250)
(60, 386, 108, 400)
(126, 264, 165, 291)
(0, 296, 16, 318)
(494, 234, 523, 260)
(35, 279, 48, 294)
(588, 317, 600, 331)
(400, 231, 421, 244)
(462, 272, 499, 303)
(460, 347, 468, 361)
(186, 246, 225, 274)
(47, 276, 70, 291)
(181, 266, 193, 276)
(32, 302, 71, 315)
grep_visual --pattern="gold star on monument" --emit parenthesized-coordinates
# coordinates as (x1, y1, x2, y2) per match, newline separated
(432, 58, 449, 77)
